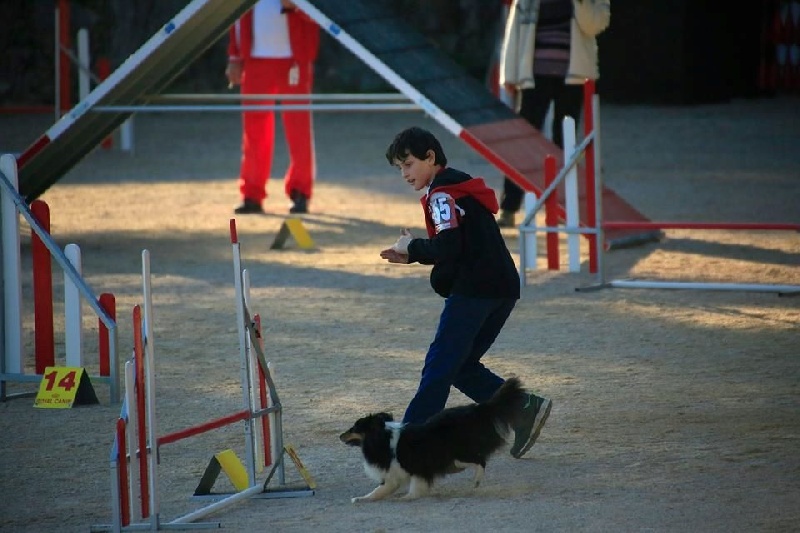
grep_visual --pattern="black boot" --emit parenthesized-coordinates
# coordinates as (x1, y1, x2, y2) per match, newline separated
(289, 191, 308, 214)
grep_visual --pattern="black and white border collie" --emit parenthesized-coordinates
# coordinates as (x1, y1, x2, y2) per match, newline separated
(339, 377, 527, 503)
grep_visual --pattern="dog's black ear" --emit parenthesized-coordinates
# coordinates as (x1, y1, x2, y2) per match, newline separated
(376, 412, 394, 424)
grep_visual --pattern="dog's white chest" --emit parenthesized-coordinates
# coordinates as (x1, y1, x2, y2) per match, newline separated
(362, 460, 409, 485)
(362, 462, 387, 483)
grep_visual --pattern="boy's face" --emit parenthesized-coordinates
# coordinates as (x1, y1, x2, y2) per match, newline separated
(395, 150, 437, 192)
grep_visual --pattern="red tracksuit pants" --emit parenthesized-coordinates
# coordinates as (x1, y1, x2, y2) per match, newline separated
(239, 57, 315, 203)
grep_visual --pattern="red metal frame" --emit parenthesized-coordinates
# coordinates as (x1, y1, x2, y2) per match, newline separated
(157, 410, 250, 447)
(98, 293, 115, 377)
(583, 80, 598, 273)
(133, 305, 149, 518)
(31, 200, 54, 374)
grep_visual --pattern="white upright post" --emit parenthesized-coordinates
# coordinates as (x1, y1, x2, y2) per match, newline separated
(230, 221, 257, 486)
(123, 359, 140, 522)
(77, 28, 91, 100)
(64, 243, 83, 367)
(522, 192, 538, 270)
(562, 116, 581, 273)
(243, 269, 262, 473)
(120, 119, 134, 153)
(1, 155, 23, 375)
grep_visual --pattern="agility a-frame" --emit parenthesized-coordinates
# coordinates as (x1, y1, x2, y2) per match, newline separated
(16, 0, 655, 248)
(16, 0, 260, 202)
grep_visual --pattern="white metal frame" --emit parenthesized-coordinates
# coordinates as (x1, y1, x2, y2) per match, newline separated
(515, 95, 800, 296)
(93, 230, 311, 532)
(0, 155, 120, 403)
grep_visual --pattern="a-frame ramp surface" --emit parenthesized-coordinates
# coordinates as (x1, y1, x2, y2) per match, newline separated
(295, 0, 656, 248)
(15, 0, 654, 248)
(16, 0, 259, 202)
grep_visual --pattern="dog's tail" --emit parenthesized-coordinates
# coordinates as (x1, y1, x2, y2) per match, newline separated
(485, 377, 528, 427)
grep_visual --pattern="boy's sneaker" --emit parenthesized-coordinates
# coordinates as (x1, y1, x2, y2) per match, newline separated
(510, 393, 552, 458)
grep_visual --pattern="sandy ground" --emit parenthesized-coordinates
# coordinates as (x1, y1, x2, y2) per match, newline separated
(0, 96, 799, 533)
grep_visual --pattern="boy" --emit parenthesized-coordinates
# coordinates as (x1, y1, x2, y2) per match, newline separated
(380, 126, 551, 459)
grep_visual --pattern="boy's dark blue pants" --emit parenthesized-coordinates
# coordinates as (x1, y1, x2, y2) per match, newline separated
(402, 294, 517, 424)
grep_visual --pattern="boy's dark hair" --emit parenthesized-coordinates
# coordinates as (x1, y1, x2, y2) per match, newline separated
(385, 127, 448, 167)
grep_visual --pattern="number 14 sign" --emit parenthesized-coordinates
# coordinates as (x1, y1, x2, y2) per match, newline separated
(34, 367, 99, 408)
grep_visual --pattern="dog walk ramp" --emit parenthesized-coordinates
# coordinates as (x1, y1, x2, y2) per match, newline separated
(296, 0, 657, 248)
(15, 0, 260, 202)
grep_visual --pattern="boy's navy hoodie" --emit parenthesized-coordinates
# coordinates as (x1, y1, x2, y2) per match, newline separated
(407, 167, 520, 299)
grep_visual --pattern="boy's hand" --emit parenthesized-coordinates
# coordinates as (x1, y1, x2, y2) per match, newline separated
(380, 248, 409, 264)
(225, 61, 243, 88)
(391, 228, 414, 254)
(380, 229, 413, 264)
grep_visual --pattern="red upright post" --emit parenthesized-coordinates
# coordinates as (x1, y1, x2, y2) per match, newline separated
(133, 305, 149, 519)
(98, 293, 115, 376)
(583, 79, 598, 273)
(58, 0, 71, 115)
(31, 200, 54, 374)
(254, 314, 272, 466)
(544, 155, 559, 271)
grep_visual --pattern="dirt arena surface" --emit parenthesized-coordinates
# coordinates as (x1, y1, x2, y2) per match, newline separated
(1, 96, 799, 532)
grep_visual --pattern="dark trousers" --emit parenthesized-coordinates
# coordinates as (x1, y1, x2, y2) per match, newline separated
(501, 75, 584, 213)
(402, 294, 517, 424)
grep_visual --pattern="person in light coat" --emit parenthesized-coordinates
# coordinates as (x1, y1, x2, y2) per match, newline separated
(497, 0, 610, 227)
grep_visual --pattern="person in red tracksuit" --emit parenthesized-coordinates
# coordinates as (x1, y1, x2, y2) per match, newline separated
(226, 0, 320, 214)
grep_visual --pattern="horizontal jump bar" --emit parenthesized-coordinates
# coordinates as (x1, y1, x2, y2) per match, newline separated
(157, 410, 249, 447)
(604, 221, 800, 231)
(609, 279, 800, 294)
(92, 103, 420, 113)
(147, 93, 411, 102)
(155, 402, 280, 447)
